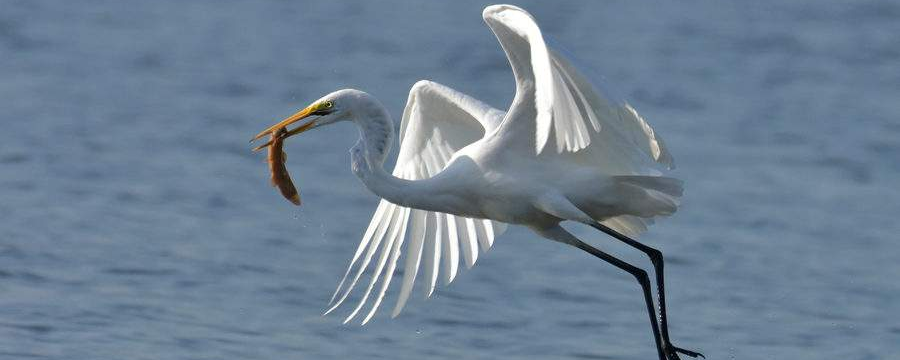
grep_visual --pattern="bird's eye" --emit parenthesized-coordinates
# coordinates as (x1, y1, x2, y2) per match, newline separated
(323, 100, 334, 109)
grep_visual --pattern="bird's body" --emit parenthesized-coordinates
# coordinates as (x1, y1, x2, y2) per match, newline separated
(355, 98, 677, 228)
(251, 5, 699, 360)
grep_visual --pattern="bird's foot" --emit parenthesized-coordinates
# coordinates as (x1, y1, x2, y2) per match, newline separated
(665, 343, 704, 360)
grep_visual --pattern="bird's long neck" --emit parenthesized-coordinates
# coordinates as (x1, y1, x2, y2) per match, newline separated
(351, 100, 442, 211)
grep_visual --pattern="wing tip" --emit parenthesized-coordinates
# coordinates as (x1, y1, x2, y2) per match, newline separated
(483, 4, 539, 35)
(483, 4, 525, 20)
(410, 79, 436, 94)
(390, 307, 402, 319)
(327, 208, 510, 323)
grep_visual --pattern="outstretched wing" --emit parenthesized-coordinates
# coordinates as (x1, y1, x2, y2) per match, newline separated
(325, 80, 508, 324)
(483, 5, 676, 236)
(482, 4, 673, 170)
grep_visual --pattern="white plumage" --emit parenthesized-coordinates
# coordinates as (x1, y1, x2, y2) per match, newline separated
(319, 5, 677, 324)
(324, 81, 510, 323)
(251, 5, 700, 360)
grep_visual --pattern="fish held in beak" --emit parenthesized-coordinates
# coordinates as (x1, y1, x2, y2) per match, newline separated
(267, 127, 301, 206)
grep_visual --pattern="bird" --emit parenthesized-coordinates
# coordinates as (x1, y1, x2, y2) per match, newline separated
(250, 4, 701, 360)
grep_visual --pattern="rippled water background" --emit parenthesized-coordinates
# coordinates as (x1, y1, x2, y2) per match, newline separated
(2, 0, 899, 359)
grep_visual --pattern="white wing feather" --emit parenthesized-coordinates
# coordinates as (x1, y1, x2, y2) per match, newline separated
(328, 81, 508, 323)
(483, 5, 674, 236)
(330, 5, 675, 322)
(483, 4, 672, 167)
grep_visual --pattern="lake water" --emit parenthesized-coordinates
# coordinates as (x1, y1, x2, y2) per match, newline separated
(1, 0, 899, 359)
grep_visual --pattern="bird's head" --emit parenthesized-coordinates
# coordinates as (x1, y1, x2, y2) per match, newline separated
(250, 89, 366, 150)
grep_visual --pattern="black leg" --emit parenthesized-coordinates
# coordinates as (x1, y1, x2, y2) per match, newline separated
(590, 222, 703, 359)
(567, 238, 667, 360)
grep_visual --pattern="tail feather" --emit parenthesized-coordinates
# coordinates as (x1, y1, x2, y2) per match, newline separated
(599, 176, 683, 238)
(614, 175, 683, 198)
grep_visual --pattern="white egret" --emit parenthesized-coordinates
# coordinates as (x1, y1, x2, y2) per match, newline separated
(251, 5, 701, 360)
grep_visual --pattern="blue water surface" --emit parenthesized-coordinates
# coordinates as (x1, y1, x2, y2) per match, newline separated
(1, 1, 899, 359)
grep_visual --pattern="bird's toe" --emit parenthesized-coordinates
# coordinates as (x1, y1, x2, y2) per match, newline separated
(666, 344, 704, 359)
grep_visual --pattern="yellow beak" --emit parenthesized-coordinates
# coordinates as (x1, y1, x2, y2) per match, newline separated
(250, 104, 319, 151)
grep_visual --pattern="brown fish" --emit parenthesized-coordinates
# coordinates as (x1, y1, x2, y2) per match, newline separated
(267, 127, 301, 205)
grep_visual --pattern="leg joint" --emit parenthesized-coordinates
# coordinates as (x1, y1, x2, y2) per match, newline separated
(647, 247, 663, 266)
(631, 267, 650, 284)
